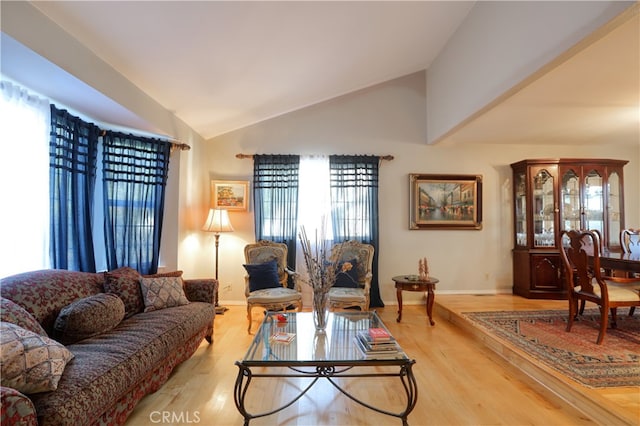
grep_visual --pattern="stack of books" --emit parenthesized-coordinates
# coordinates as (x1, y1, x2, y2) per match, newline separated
(355, 327, 404, 359)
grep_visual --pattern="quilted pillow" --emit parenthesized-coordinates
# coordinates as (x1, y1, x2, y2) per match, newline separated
(334, 259, 360, 288)
(0, 322, 74, 394)
(104, 267, 143, 318)
(139, 277, 189, 312)
(0, 297, 47, 336)
(53, 293, 125, 345)
(243, 259, 281, 292)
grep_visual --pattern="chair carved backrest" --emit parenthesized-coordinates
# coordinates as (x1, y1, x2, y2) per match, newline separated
(560, 230, 602, 296)
(620, 229, 640, 255)
(330, 240, 374, 286)
(243, 240, 289, 293)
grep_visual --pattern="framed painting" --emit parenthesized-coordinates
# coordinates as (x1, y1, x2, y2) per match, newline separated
(210, 180, 249, 211)
(409, 174, 482, 230)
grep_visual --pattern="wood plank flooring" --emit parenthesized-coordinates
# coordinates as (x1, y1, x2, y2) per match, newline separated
(125, 295, 639, 425)
(435, 295, 639, 426)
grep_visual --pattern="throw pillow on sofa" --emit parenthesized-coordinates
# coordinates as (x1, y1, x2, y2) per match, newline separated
(104, 267, 144, 318)
(243, 259, 281, 291)
(0, 322, 74, 394)
(53, 293, 126, 345)
(139, 277, 190, 312)
(0, 297, 47, 336)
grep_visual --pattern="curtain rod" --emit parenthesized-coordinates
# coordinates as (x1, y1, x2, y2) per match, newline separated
(99, 130, 191, 151)
(236, 153, 394, 161)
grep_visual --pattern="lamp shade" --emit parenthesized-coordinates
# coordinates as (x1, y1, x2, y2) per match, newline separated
(202, 208, 234, 233)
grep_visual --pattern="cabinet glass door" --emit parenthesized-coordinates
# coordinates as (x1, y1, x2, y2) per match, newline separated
(584, 169, 604, 233)
(514, 171, 527, 246)
(533, 169, 554, 247)
(561, 169, 580, 232)
(607, 171, 622, 250)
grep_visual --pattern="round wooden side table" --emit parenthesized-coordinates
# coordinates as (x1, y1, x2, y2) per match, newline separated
(392, 275, 439, 326)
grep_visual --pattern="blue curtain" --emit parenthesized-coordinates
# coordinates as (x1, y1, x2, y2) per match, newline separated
(102, 131, 171, 274)
(49, 105, 100, 272)
(329, 155, 383, 307)
(253, 154, 300, 284)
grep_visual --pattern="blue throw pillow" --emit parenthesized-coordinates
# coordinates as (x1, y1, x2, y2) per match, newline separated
(334, 258, 359, 288)
(243, 259, 281, 292)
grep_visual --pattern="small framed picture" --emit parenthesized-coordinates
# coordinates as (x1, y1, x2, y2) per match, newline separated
(409, 174, 482, 230)
(210, 180, 249, 211)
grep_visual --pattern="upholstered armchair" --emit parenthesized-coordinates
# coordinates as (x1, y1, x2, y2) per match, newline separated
(327, 240, 374, 311)
(243, 240, 302, 333)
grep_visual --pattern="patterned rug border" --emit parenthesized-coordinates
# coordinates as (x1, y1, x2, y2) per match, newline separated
(462, 308, 640, 388)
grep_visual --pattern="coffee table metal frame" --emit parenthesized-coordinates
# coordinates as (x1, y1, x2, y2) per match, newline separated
(234, 311, 418, 425)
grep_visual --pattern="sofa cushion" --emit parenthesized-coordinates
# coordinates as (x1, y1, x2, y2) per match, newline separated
(140, 277, 189, 312)
(244, 259, 281, 291)
(29, 302, 215, 424)
(0, 298, 47, 337)
(53, 294, 125, 345)
(0, 322, 74, 394)
(334, 259, 359, 288)
(0, 270, 105, 335)
(103, 267, 143, 318)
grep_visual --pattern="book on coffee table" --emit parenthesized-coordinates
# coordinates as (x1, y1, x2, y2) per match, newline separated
(368, 327, 392, 342)
(270, 331, 296, 344)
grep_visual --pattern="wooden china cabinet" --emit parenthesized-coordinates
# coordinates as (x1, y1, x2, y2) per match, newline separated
(510, 158, 627, 299)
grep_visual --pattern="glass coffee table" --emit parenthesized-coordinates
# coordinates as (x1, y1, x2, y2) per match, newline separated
(234, 311, 417, 425)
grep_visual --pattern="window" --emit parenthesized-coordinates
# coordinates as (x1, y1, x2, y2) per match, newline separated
(0, 81, 50, 277)
(0, 81, 171, 277)
(253, 153, 382, 307)
(298, 156, 332, 240)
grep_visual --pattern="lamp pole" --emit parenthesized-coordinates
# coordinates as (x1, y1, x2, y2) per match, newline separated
(215, 233, 220, 280)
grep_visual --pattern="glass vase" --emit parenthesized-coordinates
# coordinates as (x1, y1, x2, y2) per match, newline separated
(313, 289, 329, 332)
(313, 330, 327, 360)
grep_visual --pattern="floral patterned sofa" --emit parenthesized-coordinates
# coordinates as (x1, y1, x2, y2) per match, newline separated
(0, 268, 217, 426)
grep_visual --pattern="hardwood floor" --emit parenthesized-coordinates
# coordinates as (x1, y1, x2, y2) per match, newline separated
(125, 295, 639, 425)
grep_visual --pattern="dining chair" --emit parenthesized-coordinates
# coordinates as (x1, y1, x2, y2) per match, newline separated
(243, 240, 303, 333)
(327, 240, 374, 311)
(559, 229, 640, 344)
(617, 228, 640, 314)
(620, 228, 640, 255)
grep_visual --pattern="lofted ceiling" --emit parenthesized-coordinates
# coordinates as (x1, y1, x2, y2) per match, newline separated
(2, 1, 639, 146)
(27, 0, 474, 140)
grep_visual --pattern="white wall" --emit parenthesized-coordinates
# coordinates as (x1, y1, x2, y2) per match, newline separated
(187, 72, 639, 307)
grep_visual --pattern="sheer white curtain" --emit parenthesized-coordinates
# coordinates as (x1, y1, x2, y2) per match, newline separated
(0, 81, 51, 277)
(295, 155, 332, 305)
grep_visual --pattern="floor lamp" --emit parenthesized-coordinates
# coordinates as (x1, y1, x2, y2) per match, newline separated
(202, 208, 234, 314)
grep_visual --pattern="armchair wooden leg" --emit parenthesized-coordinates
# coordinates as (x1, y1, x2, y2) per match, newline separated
(610, 308, 618, 329)
(578, 300, 586, 315)
(567, 298, 577, 332)
(247, 306, 253, 334)
(596, 306, 608, 345)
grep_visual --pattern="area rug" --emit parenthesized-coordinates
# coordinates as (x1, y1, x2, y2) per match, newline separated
(463, 308, 640, 388)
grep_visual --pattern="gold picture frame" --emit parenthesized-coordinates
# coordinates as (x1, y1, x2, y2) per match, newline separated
(210, 180, 249, 211)
(409, 174, 482, 230)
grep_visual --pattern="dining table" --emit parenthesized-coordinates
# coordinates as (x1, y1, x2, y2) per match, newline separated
(599, 251, 640, 274)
